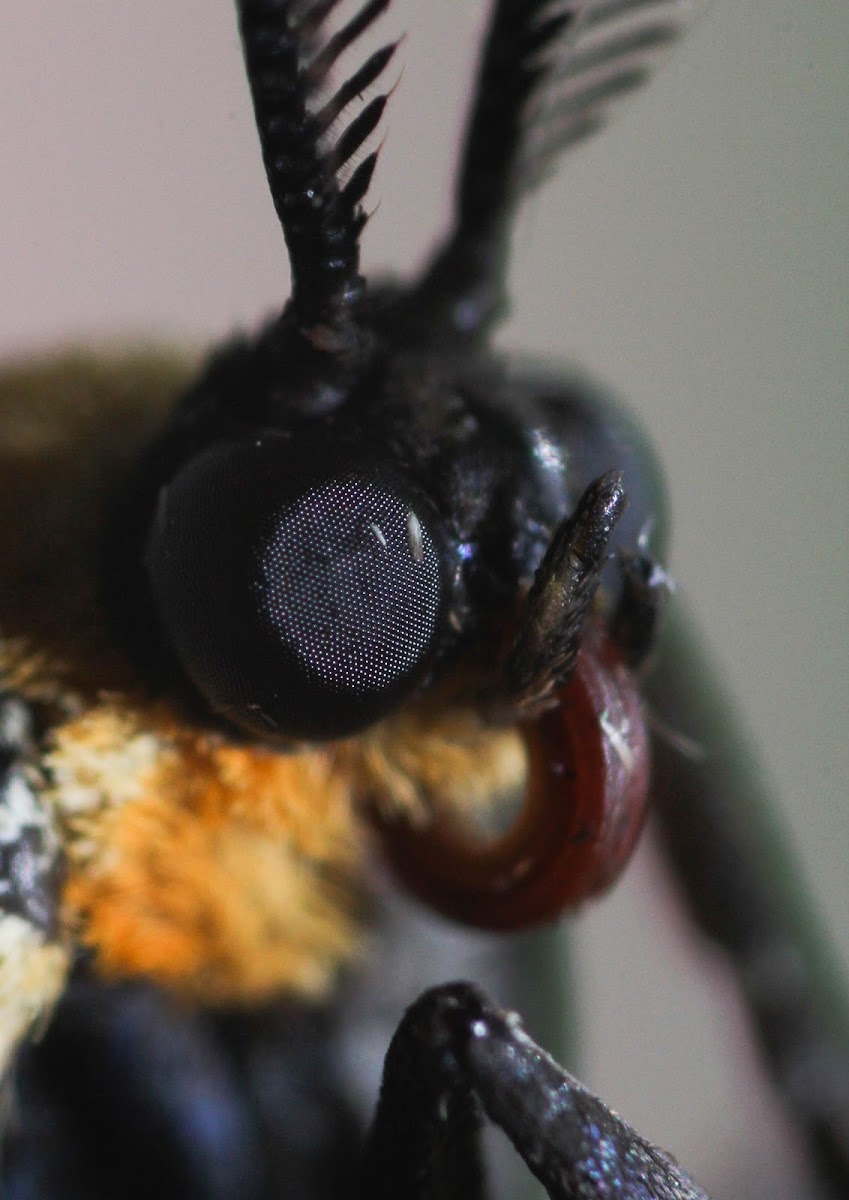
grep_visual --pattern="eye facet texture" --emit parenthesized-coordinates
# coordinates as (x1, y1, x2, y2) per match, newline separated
(145, 435, 445, 740)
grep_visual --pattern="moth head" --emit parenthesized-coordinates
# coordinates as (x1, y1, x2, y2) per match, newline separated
(145, 433, 447, 741)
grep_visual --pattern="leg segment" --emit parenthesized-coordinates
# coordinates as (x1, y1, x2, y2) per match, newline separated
(359, 982, 710, 1200)
(646, 604, 849, 1199)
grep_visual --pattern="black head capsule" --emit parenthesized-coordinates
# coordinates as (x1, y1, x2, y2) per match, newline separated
(145, 434, 448, 741)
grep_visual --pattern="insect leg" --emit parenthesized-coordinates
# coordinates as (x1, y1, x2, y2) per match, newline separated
(504, 470, 626, 716)
(646, 605, 849, 1199)
(358, 981, 711, 1200)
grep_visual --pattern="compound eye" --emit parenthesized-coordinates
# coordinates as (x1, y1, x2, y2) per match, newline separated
(145, 435, 446, 740)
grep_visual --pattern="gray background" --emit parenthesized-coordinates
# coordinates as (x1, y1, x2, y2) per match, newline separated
(1, 3, 846, 1197)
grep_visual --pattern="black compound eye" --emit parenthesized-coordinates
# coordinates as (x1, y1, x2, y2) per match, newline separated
(261, 477, 439, 695)
(145, 434, 446, 740)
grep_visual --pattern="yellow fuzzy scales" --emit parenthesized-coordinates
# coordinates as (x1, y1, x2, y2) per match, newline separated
(52, 702, 364, 1003)
(49, 696, 524, 1004)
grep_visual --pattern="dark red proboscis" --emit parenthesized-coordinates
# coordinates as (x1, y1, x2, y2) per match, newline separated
(370, 637, 651, 930)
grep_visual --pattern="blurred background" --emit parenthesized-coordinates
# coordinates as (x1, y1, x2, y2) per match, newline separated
(0, 3, 846, 1197)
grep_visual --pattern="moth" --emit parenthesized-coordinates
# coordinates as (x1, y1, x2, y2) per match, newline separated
(1, 3, 846, 1198)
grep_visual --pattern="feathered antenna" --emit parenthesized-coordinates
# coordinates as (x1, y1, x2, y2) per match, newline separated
(414, 0, 692, 338)
(238, 0, 397, 347)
